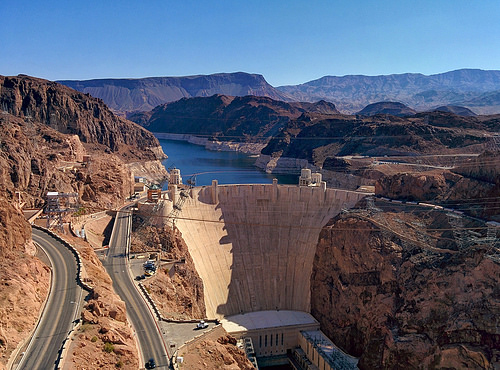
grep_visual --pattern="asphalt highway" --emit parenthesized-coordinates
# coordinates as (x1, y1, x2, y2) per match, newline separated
(103, 208, 169, 368)
(18, 228, 83, 370)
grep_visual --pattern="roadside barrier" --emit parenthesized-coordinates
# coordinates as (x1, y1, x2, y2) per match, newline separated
(32, 225, 94, 292)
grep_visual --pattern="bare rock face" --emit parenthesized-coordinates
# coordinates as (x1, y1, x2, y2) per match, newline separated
(357, 101, 417, 117)
(0, 199, 50, 368)
(375, 154, 500, 221)
(0, 75, 163, 161)
(132, 225, 206, 319)
(178, 328, 254, 370)
(311, 210, 500, 369)
(0, 114, 136, 209)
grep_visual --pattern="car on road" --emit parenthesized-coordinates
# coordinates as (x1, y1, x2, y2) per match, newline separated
(145, 358, 156, 368)
(195, 320, 208, 329)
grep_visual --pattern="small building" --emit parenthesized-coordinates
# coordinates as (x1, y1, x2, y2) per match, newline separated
(147, 184, 162, 203)
(134, 176, 146, 183)
(221, 310, 320, 358)
(169, 168, 182, 185)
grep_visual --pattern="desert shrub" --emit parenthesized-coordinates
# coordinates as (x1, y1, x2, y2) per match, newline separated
(103, 342, 115, 353)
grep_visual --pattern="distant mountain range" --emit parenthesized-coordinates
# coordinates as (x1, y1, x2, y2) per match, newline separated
(58, 73, 289, 113)
(58, 69, 500, 115)
(277, 69, 500, 114)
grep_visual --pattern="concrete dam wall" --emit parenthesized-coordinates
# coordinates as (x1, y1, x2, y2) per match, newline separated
(173, 183, 368, 318)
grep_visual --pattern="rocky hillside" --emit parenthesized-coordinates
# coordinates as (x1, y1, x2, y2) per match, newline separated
(133, 94, 339, 142)
(357, 101, 416, 116)
(261, 111, 496, 167)
(58, 72, 291, 114)
(0, 113, 133, 210)
(0, 199, 50, 369)
(311, 202, 500, 369)
(376, 152, 500, 221)
(432, 105, 477, 116)
(131, 224, 206, 320)
(0, 75, 168, 208)
(278, 69, 500, 114)
(0, 75, 164, 162)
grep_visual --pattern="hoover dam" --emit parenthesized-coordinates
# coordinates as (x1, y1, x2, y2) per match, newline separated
(169, 180, 369, 319)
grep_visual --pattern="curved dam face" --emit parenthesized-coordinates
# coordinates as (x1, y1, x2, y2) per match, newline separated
(174, 183, 367, 318)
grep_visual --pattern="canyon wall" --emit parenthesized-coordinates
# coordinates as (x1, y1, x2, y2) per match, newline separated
(311, 207, 500, 369)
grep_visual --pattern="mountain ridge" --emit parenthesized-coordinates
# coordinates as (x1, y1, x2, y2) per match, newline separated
(277, 68, 500, 114)
(58, 69, 500, 115)
(58, 72, 291, 113)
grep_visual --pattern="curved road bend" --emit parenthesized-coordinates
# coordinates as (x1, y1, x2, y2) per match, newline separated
(18, 228, 83, 370)
(103, 208, 168, 368)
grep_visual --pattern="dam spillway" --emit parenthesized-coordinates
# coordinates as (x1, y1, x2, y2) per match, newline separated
(173, 182, 368, 319)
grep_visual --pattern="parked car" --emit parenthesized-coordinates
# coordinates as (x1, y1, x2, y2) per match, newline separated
(195, 320, 208, 329)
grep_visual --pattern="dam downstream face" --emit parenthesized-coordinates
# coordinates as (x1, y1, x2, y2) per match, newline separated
(174, 184, 367, 318)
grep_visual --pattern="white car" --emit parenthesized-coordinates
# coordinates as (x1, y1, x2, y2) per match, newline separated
(196, 320, 208, 329)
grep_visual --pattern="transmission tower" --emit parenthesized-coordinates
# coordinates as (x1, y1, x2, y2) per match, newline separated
(485, 221, 500, 263)
(45, 192, 79, 232)
(165, 189, 189, 228)
(446, 212, 472, 250)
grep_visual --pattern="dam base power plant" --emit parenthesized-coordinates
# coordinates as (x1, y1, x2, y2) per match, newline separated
(138, 169, 370, 369)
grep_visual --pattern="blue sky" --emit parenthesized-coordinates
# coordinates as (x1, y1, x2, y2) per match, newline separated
(1, 0, 499, 86)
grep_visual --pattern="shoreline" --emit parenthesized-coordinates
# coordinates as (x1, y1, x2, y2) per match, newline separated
(153, 132, 267, 155)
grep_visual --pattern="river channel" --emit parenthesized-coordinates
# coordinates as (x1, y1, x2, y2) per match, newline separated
(159, 139, 298, 187)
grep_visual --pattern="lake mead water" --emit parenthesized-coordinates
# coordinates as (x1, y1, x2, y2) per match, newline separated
(159, 139, 298, 187)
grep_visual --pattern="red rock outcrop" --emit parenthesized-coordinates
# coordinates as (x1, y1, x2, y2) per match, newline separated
(132, 225, 206, 319)
(0, 199, 50, 369)
(0, 75, 163, 161)
(178, 326, 254, 370)
(311, 208, 500, 369)
(375, 152, 500, 221)
(0, 114, 136, 210)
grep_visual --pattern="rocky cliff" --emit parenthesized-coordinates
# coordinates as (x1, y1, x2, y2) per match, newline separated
(260, 111, 495, 172)
(133, 94, 339, 143)
(0, 75, 164, 161)
(0, 199, 50, 369)
(58, 72, 292, 114)
(375, 152, 500, 221)
(0, 75, 168, 208)
(131, 224, 206, 320)
(311, 203, 499, 369)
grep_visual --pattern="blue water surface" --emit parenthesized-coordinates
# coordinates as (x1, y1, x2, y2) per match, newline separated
(159, 139, 298, 188)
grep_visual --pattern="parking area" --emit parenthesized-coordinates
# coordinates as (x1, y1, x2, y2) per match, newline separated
(129, 253, 177, 281)
(158, 320, 217, 354)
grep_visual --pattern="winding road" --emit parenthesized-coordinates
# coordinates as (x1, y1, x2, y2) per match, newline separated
(102, 208, 169, 368)
(18, 228, 83, 370)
